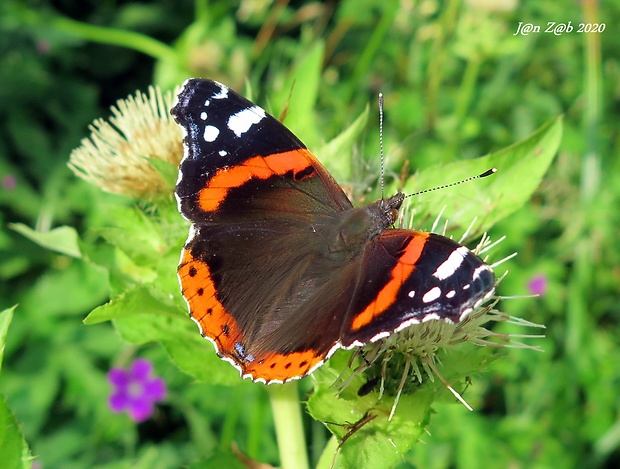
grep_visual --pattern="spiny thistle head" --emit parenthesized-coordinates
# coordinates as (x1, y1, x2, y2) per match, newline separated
(69, 86, 182, 199)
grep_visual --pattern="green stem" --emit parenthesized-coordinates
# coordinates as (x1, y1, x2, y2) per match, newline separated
(53, 15, 178, 63)
(315, 436, 339, 469)
(580, 0, 602, 201)
(425, 0, 460, 127)
(267, 382, 309, 469)
(452, 54, 481, 151)
(344, 6, 395, 103)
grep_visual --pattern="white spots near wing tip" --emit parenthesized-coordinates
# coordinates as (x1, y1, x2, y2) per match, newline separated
(200, 111, 207, 120)
(203, 125, 219, 142)
(463, 283, 471, 290)
(446, 290, 456, 299)
(433, 246, 469, 280)
(219, 150, 228, 156)
(212, 82, 229, 100)
(473, 265, 490, 280)
(422, 286, 441, 303)
(408, 290, 416, 298)
(228, 106, 266, 137)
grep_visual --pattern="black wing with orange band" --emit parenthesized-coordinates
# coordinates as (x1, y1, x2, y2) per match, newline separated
(173, 79, 351, 224)
(342, 230, 495, 346)
(172, 79, 356, 383)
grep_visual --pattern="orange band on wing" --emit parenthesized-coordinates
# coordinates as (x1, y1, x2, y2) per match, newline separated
(198, 149, 315, 212)
(243, 349, 326, 383)
(351, 233, 429, 331)
(179, 248, 327, 383)
(178, 249, 244, 354)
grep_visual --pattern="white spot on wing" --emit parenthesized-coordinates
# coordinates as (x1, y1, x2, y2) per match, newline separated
(433, 246, 469, 280)
(473, 265, 490, 280)
(459, 307, 474, 321)
(212, 82, 229, 100)
(422, 313, 441, 322)
(219, 150, 228, 156)
(446, 290, 456, 298)
(408, 290, 416, 298)
(203, 125, 219, 142)
(422, 286, 441, 303)
(200, 111, 207, 120)
(228, 106, 266, 137)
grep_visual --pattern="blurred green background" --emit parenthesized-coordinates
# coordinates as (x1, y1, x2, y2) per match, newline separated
(1, 0, 618, 468)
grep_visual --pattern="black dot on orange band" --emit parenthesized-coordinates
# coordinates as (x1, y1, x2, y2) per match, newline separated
(197, 288, 204, 296)
(221, 324, 229, 336)
(299, 361, 308, 367)
(206, 308, 212, 315)
(270, 363, 276, 369)
(285, 363, 292, 369)
(189, 266, 197, 277)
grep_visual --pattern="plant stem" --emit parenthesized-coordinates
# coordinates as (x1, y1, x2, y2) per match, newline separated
(580, 0, 602, 201)
(52, 15, 179, 63)
(267, 382, 310, 469)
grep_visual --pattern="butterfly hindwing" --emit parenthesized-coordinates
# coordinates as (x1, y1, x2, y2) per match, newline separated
(342, 230, 495, 347)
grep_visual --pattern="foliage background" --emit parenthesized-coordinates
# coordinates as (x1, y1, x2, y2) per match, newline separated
(0, 0, 618, 468)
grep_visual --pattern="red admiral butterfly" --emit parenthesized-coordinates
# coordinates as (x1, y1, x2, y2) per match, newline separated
(172, 79, 495, 384)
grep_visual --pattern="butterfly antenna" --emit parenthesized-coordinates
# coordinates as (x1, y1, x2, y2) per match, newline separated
(378, 92, 385, 200)
(405, 168, 497, 199)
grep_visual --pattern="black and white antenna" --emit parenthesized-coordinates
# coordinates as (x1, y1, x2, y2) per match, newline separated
(378, 92, 386, 200)
(406, 168, 497, 199)
(378, 92, 495, 199)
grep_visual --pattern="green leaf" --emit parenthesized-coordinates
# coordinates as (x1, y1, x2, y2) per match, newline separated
(397, 116, 563, 238)
(19, 260, 109, 317)
(84, 286, 177, 325)
(270, 41, 325, 149)
(0, 307, 31, 469)
(310, 351, 431, 469)
(97, 206, 167, 267)
(0, 397, 32, 469)
(9, 224, 81, 258)
(310, 346, 497, 468)
(317, 106, 370, 182)
(0, 306, 16, 373)
(85, 287, 240, 384)
(162, 335, 240, 385)
(147, 157, 178, 191)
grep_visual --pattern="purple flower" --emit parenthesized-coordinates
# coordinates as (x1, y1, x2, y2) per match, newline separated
(108, 358, 166, 422)
(2, 175, 16, 190)
(527, 274, 548, 297)
(36, 40, 51, 55)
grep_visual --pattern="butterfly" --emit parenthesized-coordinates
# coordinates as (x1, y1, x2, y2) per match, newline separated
(171, 79, 495, 384)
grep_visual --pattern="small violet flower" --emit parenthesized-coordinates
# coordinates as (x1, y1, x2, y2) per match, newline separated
(527, 274, 548, 297)
(108, 358, 166, 422)
(2, 174, 16, 190)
